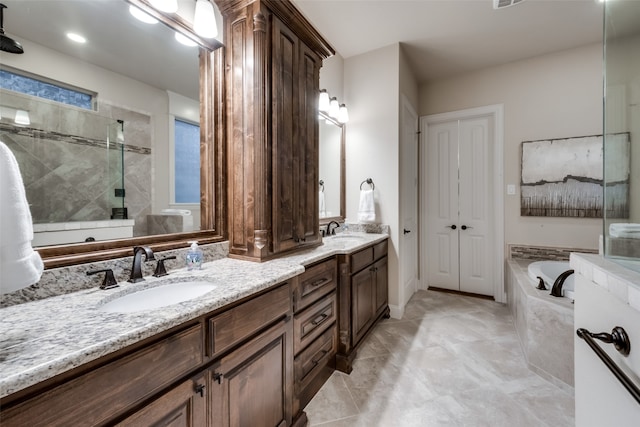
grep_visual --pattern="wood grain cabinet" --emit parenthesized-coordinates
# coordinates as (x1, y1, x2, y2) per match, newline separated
(292, 257, 338, 422)
(215, 0, 334, 262)
(337, 239, 390, 374)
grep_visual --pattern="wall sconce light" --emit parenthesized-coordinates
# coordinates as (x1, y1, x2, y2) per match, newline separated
(318, 89, 349, 123)
(149, 0, 178, 13)
(328, 97, 340, 118)
(194, 0, 218, 39)
(14, 109, 30, 125)
(319, 90, 330, 112)
(338, 104, 349, 124)
(129, 5, 158, 24)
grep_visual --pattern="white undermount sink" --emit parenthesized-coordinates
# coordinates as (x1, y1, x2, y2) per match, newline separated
(99, 281, 217, 313)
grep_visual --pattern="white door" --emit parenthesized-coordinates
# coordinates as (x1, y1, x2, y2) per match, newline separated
(426, 116, 494, 296)
(400, 96, 419, 306)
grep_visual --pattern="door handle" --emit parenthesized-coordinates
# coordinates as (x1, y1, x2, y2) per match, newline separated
(403, 229, 410, 234)
(446, 225, 457, 230)
(461, 225, 473, 230)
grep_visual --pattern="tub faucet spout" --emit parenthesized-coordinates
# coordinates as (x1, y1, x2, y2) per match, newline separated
(550, 269, 574, 297)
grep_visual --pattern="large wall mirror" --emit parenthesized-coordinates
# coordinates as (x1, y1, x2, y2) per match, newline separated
(0, 0, 224, 268)
(318, 112, 345, 223)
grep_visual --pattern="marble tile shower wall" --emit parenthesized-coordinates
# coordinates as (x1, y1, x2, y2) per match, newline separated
(0, 241, 229, 308)
(0, 90, 152, 237)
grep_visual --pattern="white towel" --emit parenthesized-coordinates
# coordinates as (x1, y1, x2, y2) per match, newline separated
(319, 191, 326, 218)
(0, 141, 44, 294)
(357, 189, 376, 222)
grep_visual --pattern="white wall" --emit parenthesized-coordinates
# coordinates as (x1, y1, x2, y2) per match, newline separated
(419, 43, 604, 252)
(344, 44, 402, 309)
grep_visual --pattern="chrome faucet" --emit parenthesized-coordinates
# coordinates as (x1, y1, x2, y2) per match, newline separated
(129, 246, 155, 283)
(326, 220, 340, 236)
(550, 269, 574, 297)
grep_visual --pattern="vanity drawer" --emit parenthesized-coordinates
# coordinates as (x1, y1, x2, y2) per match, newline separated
(0, 324, 204, 427)
(294, 257, 337, 312)
(293, 326, 337, 414)
(351, 246, 374, 274)
(294, 325, 336, 384)
(293, 292, 337, 354)
(374, 239, 388, 260)
(208, 282, 291, 357)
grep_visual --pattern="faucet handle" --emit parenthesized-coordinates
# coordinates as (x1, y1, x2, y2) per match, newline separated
(87, 269, 119, 290)
(153, 256, 177, 277)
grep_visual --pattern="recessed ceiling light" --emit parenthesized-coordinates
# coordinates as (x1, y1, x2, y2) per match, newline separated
(175, 32, 197, 47)
(129, 5, 158, 24)
(66, 33, 87, 44)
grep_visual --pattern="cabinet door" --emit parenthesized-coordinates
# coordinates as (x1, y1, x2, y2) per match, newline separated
(209, 319, 292, 427)
(116, 374, 207, 427)
(374, 256, 389, 314)
(272, 16, 300, 253)
(352, 267, 375, 346)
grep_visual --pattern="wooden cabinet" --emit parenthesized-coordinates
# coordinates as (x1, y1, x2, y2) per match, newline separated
(209, 319, 292, 427)
(116, 373, 207, 427)
(216, 0, 334, 261)
(337, 239, 390, 373)
(292, 257, 338, 422)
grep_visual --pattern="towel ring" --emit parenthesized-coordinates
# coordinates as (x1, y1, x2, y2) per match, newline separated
(319, 180, 324, 192)
(360, 178, 375, 190)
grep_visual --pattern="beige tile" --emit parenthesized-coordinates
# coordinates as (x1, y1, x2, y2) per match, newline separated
(305, 371, 359, 425)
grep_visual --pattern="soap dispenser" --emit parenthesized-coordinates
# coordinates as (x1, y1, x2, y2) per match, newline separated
(186, 241, 203, 270)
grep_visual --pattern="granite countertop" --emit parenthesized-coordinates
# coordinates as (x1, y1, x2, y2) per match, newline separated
(0, 232, 387, 399)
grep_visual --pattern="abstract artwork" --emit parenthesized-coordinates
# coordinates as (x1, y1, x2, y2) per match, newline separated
(520, 133, 630, 218)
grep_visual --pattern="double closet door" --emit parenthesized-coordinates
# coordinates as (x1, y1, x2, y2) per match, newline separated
(426, 116, 494, 296)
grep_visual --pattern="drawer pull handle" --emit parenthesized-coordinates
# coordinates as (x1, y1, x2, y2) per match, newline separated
(311, 350, 329, 365)
(213, 372, 224, 384)
(311, 313, 329, 325)
(195, 384, 206, 397)
(310, 277, 330, 287)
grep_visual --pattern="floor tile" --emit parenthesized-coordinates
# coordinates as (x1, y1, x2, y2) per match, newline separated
(305, 289, 575, 426)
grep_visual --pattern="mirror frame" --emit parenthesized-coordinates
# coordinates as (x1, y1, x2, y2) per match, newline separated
(35, 0, 226, 269)
(318, 112, 346, 225)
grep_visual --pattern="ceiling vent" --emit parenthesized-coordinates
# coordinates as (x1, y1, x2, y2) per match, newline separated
(493, 0, 526, 9)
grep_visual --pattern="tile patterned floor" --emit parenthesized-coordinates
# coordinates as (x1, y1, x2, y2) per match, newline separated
(304, 289, 575, 426)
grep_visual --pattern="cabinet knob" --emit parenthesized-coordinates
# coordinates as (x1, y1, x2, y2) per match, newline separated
(195, 384, 205, 397)
(461, 225, 472, 230)
(446, 225, 457, 230)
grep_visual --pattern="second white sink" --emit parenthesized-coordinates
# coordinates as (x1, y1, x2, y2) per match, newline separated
(99, 281, 217, 313)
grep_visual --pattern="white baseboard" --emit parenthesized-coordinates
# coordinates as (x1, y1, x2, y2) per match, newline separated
(389, 304, 404, 320)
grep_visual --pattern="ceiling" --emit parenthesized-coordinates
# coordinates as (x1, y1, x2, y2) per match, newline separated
(0, 0, 605, 93)
(291, 0, 605, 83)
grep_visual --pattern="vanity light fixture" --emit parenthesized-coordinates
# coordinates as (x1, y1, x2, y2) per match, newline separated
(319, 89, 330, 112)
(129, 5, 158, 24)
(175, 32, 197, 47)
(14, 109, 30, 125)
(194, 0, 218, 39)
(328, 97, 340, 119)
(149, 0, 178, 13)
(338, 104, 349, 124)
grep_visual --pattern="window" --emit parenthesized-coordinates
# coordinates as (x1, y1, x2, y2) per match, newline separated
(174, 119, 200, 204)
(0, 68, 95, 110)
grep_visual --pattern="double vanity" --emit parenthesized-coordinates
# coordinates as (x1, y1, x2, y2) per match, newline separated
(0, 232, 389, 426)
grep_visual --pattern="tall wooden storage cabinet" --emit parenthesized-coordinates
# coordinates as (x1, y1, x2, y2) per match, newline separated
(215, 0, 334, 262)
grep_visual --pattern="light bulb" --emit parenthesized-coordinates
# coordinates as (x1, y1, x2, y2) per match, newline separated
(175, 32, 198, 47)
(194, 0, 218, 39)
(129, 5, 158, 24)
(338, 104, 349, 123)
(15, 110, 30, 125)
(319, 90, 330, 112)
(149, 0, 178, 13)
(329, 97, 339, 118)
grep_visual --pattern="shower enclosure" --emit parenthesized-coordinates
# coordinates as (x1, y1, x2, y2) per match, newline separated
(0, 90, 127, 237)
(603, 0, 640, 264)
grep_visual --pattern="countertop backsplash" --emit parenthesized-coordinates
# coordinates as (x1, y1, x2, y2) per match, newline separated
(0, 241, 230, 308)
